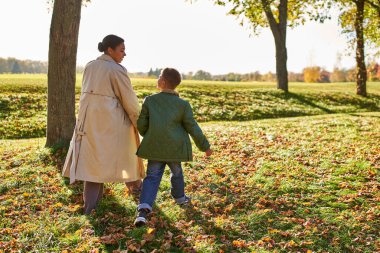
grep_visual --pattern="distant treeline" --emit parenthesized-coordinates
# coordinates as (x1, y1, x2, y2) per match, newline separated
(0, 58, 48, 74)
(2, 57, 380, 82)
(301, 63, 380, 83)
(135, 64, 380, 82)
(0, 57, 83, 74)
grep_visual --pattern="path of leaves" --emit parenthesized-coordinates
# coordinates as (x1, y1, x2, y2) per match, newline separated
(0, 113, 379, 252)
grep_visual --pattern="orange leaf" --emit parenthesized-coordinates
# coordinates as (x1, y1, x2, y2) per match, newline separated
(262, 236, 271, 242)
(368, 170, 376, 177)
(214, 168, 223, 175)
(287, 240, 297, 247)
(224, 203, 234, 213)
(232, 240, 247, 248)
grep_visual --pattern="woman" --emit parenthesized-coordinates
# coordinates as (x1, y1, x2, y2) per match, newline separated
(62, 34, 145, 214)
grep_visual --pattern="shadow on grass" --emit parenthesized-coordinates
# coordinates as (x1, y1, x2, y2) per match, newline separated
(0, 97, 11, 119)
(181, 204, 244, 251)
(289, 92, 380, 111)
(284, 92, 334, 113)
(54, 147, 198, 251)
(59, 177, 192, 253)
(2, 90, 380, 140)
(271, 91, 380, 111)
(349, 112, 380, 118)
(61, 182, 243, 252)
(83, 192, 200, 252)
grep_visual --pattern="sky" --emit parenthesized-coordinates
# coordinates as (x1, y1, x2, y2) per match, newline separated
(0, 0, 362, 75)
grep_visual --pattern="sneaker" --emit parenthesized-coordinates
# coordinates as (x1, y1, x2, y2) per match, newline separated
(178, 196, 191, 206)
(134, 208, 149, 227)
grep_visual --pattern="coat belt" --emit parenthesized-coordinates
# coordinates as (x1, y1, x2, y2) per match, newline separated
(83, 91, 117, 99)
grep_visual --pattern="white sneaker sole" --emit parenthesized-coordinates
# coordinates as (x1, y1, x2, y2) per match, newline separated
(134, 217, 147, 227)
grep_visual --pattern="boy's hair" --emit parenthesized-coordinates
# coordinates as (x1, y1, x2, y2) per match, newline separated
(162, 68, 181, 89)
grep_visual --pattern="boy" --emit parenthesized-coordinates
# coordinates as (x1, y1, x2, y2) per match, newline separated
(134, 67, 212, 227)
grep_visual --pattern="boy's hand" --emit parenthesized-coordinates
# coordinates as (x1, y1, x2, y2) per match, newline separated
(205, 148, 212, 157)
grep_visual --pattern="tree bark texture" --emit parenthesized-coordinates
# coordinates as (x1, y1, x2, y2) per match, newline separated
(46, 0, 82, 147)
(262, 0, 289, 92)
(355, 0, 367, 96)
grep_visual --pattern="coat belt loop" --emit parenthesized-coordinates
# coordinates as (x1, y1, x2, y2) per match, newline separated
(77, 131, 86, 136)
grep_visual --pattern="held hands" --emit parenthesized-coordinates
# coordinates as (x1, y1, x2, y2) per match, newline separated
(205, 148, 213, 157)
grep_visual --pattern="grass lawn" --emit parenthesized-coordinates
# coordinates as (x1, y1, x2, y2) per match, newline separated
(1, 112, 379, 252)
(1, 74, 380, 139)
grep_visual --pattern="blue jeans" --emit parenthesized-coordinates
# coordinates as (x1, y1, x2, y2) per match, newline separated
(137, 160, 187, 211)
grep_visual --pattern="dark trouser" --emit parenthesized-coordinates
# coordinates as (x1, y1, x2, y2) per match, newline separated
(83, 181, 104, 214)
(137, 160, 187, 212)
(83, 180, 141, 214)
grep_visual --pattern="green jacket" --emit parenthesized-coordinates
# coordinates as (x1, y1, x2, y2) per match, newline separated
(136, 90, 210, 161)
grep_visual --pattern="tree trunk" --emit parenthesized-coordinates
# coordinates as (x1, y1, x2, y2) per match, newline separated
(46, 0, 82, 147)
(354, 0, 367, 96)
(274, 34, 288, 92)
(262, 0, 289, 92)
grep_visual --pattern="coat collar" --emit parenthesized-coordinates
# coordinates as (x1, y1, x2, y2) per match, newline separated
(96, 54, 128, 72)
(97, 54, 116, 63)
(160, 89, 179, 96)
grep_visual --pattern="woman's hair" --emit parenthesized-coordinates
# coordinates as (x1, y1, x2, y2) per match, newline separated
(162, 68, 182, 89)
(98, 35, 124, 53)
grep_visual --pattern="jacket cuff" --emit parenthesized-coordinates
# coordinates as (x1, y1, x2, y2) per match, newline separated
(199, 140, 210, 152)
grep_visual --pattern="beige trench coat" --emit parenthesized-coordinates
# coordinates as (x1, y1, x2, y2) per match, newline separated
(62, 54, 145, 184)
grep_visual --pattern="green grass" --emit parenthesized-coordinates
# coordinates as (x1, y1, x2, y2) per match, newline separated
(1, 74, 380, 139)
(1, 113, 379, 252)
(1, 74, 379, 252)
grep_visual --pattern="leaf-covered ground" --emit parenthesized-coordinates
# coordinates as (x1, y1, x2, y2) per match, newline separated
(1, 112, 379, 252)
(1, 74, 380, 138)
